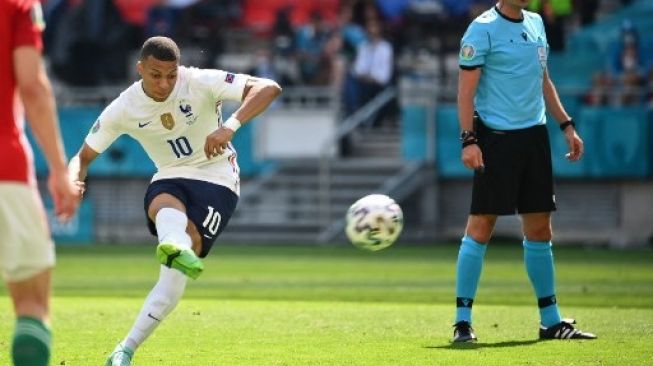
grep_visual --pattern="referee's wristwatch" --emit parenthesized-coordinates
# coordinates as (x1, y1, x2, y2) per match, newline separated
(460, 130, 478, 148)
(460, 130, 476, 141)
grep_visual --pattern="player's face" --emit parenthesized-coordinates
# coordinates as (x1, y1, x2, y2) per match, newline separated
(138, 56, 179, 102)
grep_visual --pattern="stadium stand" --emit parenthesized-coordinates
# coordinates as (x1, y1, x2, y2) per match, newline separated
(32, 0, 653, 246)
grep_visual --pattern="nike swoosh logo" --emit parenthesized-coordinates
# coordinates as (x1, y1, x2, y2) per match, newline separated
(138, 121, 151, 128)
(147, 313, 161, 321)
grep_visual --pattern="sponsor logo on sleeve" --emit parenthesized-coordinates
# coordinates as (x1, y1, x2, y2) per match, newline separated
(225, 73, 235, 83)
(91, 120, 100, 133)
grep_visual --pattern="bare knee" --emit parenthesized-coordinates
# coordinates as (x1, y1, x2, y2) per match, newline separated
(522, 213, 553, 241)
(465, 215, 497, 244)
(7, 269, 51, 320)
(524, 225, 552, 241)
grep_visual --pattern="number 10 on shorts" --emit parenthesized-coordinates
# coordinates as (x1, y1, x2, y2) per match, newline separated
(202, 206, 222, 235)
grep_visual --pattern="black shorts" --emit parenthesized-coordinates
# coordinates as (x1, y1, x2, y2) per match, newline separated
(144, 178, 238, 257)
(470, 121, 556, 215)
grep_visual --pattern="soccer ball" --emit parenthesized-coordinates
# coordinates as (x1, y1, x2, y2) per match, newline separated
(345, 194, 403, 251)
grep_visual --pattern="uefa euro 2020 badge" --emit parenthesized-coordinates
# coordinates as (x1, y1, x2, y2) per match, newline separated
(460, 44, 475, 61)
(179, 99, 198, 126)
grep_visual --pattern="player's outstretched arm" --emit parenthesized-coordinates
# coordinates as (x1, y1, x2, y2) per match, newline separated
(15, 46, 78, 220)
(68, 143, 100, 200)
(204, 77, 282, 159)
(233, 77, 282, 123)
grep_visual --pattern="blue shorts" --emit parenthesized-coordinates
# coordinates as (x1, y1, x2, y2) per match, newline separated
(144, 178, 238, 257)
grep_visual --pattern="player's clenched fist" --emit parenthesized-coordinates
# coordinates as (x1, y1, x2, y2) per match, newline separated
(204, 127, 234, 159)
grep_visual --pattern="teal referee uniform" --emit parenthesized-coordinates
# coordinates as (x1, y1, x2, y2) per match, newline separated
(451, 2, 596, 343)
(459, 7, 549, 130)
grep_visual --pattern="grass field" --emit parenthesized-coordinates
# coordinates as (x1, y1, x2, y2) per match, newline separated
(1, 243, 652, 365)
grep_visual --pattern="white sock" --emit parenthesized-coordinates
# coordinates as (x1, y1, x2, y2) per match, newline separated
(155, 208, 192, 249)
(122, 265, 187, 351)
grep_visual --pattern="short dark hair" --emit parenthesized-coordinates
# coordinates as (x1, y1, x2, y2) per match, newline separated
(140, 36, 180, 62)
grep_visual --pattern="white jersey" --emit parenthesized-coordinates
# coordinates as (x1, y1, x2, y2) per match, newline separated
(85, 66, 248, 195)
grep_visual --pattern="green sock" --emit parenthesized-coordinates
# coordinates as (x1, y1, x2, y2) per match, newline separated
(12, 316, 51, 366)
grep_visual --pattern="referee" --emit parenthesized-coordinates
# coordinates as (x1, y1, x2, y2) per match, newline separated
(452, 0, 596, 342)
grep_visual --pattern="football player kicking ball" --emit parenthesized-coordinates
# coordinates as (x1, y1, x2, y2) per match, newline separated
(68, 36, 281, 366)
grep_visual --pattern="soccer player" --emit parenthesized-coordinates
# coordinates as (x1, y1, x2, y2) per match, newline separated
(67, 36, 281, 366)
(453, 0, 597, 342)
(0, 1, 80, 365)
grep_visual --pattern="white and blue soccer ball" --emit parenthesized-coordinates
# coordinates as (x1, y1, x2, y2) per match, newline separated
(345, 194, 403, 251)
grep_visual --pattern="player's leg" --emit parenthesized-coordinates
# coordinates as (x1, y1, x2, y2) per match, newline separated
(149, 193, 203, 279)
(521, 213, 596, 339)
(0, 184, 55, 366)
(7, 271, 52, 366)
(107, 225, 201, 365)
(107, 180, 238, 364)
(106, 188, 202, 365)
(517, 126, 562, 328)
(521, 212, 561, 326)
(518, 125, 595, 339)
(453, 215, 495, 342)
(453, 122, 518, 342)
(108, 263, 190, 360)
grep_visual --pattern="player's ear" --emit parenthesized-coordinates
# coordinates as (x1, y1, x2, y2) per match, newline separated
(137, 61, 144, 76)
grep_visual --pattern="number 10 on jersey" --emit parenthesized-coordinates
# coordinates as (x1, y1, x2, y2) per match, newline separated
(167, 136, 193, 158)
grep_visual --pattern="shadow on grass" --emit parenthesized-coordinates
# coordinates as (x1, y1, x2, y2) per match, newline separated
(426, 339, 540, 349)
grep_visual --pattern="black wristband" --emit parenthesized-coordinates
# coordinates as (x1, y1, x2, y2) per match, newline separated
(462, 139, 478, 148)
(559, 119, 575, 131)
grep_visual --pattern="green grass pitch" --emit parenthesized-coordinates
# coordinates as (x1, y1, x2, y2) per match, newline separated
(1, 243, 653, 365)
